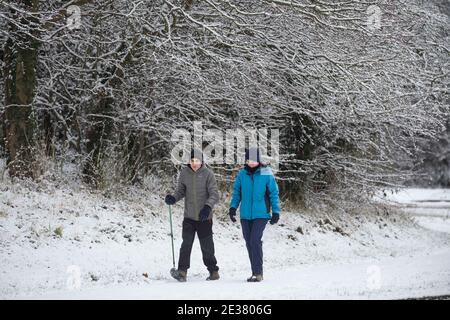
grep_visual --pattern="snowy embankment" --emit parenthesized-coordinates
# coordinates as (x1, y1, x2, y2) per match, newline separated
(0, 180, 449, 300)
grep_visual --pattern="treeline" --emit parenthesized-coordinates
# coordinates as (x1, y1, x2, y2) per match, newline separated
(0, 1, 448, 204)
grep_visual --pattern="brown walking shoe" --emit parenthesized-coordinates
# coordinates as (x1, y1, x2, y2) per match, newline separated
(206, 270, 220, 281)
(170, 268, 187, 282)
(247, 274, 263, 282)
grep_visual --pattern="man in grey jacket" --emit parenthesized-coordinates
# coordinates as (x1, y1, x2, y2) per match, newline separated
(165, 149, 220, 282)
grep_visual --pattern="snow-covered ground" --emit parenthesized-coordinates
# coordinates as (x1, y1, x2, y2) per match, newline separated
(1, 181, 449, 300)
(377, 188, 450, 233)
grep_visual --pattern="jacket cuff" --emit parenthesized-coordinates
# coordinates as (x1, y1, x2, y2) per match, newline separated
(204, 202, 214, 210)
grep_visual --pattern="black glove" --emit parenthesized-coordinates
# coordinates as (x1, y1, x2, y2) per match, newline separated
(199, 205, 212, 222)
(165, 194, 176, 205)
(229, 207, 237, 223)
(270, 213, 279, 225)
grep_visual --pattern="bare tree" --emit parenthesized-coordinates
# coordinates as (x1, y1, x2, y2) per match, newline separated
(2, 0, 39, 177)
(0, 1, 448, 203)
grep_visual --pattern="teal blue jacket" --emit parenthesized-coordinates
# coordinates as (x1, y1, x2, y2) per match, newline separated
(230, 165, 280, 220)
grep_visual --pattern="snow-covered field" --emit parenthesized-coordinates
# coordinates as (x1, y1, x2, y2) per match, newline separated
(1, 181, 449, 300)
(377, 188, 450, 234)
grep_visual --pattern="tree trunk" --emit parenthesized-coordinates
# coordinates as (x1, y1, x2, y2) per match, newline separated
(3, 0, 39, 178)
(82, 94, 114, 186)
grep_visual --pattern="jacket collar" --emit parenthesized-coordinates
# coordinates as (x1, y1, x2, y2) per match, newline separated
(244, 163, 261, 175)
(187, 163, 206, 173)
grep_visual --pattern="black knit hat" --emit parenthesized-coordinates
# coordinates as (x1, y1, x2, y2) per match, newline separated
(245, 147, 260, 162)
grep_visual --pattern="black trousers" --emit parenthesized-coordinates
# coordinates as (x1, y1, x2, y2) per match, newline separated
(178, 218, 219, 273)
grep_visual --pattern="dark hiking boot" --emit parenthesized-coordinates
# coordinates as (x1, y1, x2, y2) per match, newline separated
(206, 270, 220, 281)
(170, 268, 187, 282)
(247, 274, 263, 282)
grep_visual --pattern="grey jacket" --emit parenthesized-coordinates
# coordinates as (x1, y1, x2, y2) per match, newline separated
(173, 165, 219, 221)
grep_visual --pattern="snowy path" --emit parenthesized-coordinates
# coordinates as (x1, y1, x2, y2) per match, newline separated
(1, 186, 450, 299)
(29, 246, 450, 300)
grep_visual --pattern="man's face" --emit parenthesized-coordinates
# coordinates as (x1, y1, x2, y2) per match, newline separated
(190, 158, 202, 171)
(246, 160, 259, 168)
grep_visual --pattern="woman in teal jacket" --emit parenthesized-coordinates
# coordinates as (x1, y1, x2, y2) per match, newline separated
(229, 148, 280, 282)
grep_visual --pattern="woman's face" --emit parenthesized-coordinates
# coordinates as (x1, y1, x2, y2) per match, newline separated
(246, 160, 259, 168)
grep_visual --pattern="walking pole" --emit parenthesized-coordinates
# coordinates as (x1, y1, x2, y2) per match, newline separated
(168, 205, 176, 272)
